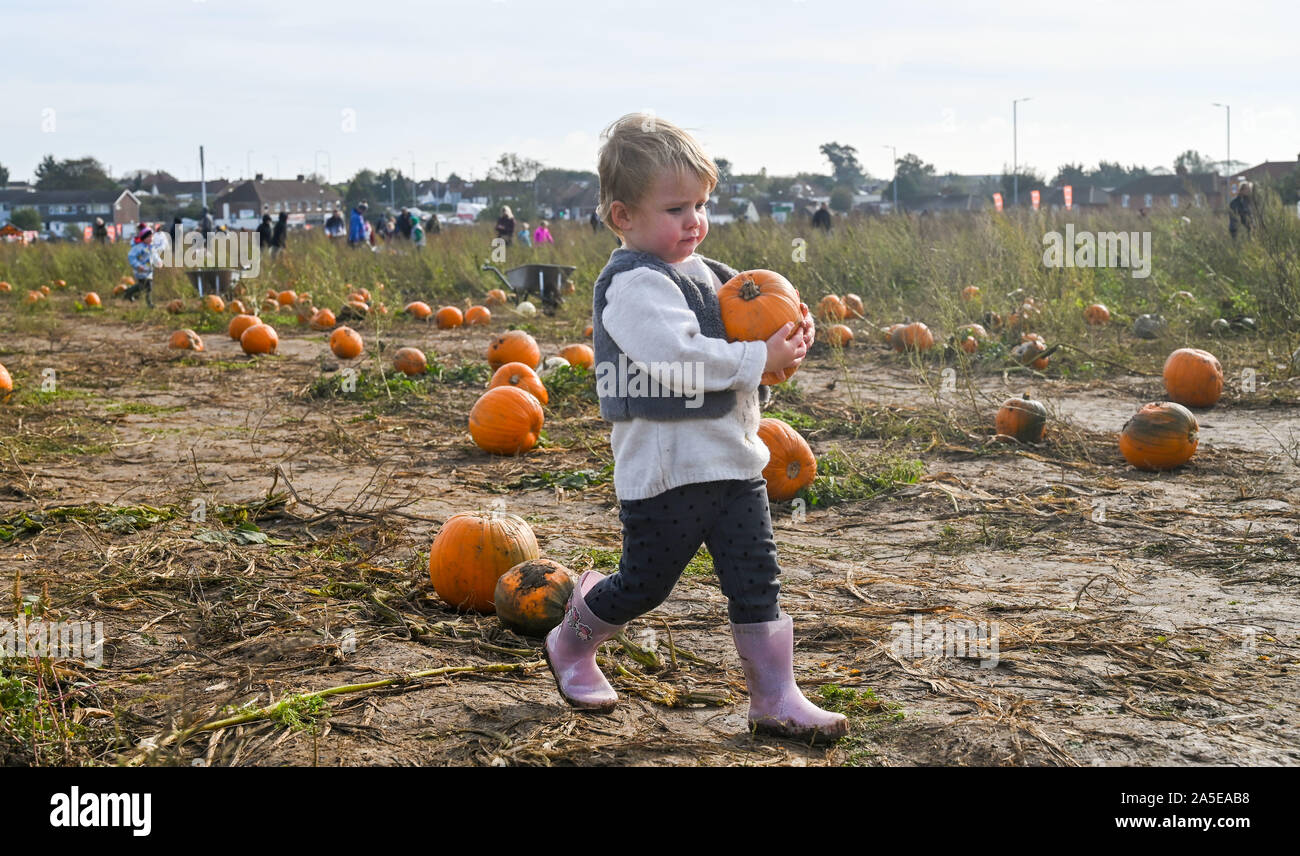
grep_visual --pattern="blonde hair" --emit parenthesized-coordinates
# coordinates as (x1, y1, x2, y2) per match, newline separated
(597, 113, 718, 234)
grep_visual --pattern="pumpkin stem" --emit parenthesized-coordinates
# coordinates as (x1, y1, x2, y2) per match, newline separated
(739, 278, 762, 301)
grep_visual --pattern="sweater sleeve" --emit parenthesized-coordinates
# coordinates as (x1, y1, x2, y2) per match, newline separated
(603, 266, 766, 394)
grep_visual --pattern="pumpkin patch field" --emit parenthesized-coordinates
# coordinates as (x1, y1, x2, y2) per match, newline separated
(1, 211, 1297, 767)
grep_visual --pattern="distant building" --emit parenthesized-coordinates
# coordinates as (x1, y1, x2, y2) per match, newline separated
(1237, 156, 1300, 184)
(213, 175, 342, 227)
(146, 179, 231, 202)
(1042, 185, 1111, 209)
(0, 188, 140, 236)
(1110, 174, 1224, 210)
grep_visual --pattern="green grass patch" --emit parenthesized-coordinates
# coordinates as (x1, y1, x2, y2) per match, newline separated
(105, 401, 186, 416)
(506, 462, 613, 491)
(801, 450, 923, 507)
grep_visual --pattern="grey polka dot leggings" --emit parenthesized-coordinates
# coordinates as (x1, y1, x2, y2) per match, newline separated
(585, 478, 781, 626)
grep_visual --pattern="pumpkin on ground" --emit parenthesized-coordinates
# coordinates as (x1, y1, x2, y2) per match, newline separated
(1163, 348, 1223, 408)
(465, 305, 491, 325)
(228, 299, 248, 315)
(25, 291, 44, 304)
(1119, 402, 1199, 471)
(516, 301, 537, 317)
(485, 289, 508, 307)
(1012, 340, 1049, 370)
(113, 283, 127, 296)
(436, 306, 464, 329)
(0, 363, 12, 400)
(38, 285, 51, 296)
(405, 301, 433, 319)
(890, 322, 934, 353)
(817, 294, 847, 322)
(240, 323, 278, 355)
(277, 290, 297, 306)
(842, 293, 865, 318)
(310, 308, 337, 330)
(260, 297, 280, 314)
(169, 329, 204, 351)
(717, 269, 803, 385)
(995, 394, 1047, 443)
(961, 286, 980, 302)
(558, 344, 594, 369)
(824, 324, 853, 347)
(83, 292, 101, 308)
(228, 314, 261, 341)
(757, 418, 817, 501)
(487, 330, 541, 371)
(203, 294, 225, 313)
(0, 281, 11, 293)
(1084, 303, 1110, 325)
(584, 324, 593, 337)
(429, 511, 541, 613)
(489, 362, 548, 405)
(469, 385, 544, 455)
(494, 558, 575, 637)
(393, 347, 428, 376)
(329, 326, 364, 359)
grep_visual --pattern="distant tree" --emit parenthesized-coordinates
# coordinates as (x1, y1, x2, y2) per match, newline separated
(715, 157, 733, 189)
(884, 153, 935, 200)
(0, 162, 9, 186)
(10, 208, 42, 230)
(1000, 166, 1046, 202)
(34, 155, 120, 191)
(1089, 161, 1149, 187)
(829, 186, 855, 213)
(1174, 150, 1215, 175)
(819, 143, 867, 187)
(489, 153, 544, 183)
(343, 168, 414, 209)
(1052, 163, 1088, 186)
(121, 169, 180, 191)
(1273, 165, 1300, 205)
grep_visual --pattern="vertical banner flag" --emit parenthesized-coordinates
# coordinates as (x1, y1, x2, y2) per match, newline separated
(1030, 189, 1041, 211)
(992, 192, 1004, 212)
(1063, 185, 1073, 210)
(83, 226, 93, 242)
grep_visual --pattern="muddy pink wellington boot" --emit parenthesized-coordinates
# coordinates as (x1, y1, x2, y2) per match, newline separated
(730, 613, 848, 743)
(543, 570, 625, 711)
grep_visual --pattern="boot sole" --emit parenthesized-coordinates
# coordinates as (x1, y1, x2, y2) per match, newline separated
(542, 640, 617, 713)
(751, 719, 848, 745)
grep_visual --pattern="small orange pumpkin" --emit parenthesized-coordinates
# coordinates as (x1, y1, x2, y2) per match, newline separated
(1084, 303, 1110, 325)
(825, 324, 853, 347)
(113, 283, 127, 296)
(169, 329, 204, 351)
(1119, 402, 1199, 471)
(277, 290, 297, 307)
(1012, 340, 1049, 370)
(436, 306, 464, 329)
(429, 511, 541, 614)
(469, 385, 545, 455)
(405, 301, 433, 319)
(961, 286, 980, 302)
(227, 299, 248, 315)
(165, 299, 184, 314)
(83, 292, 101, 307)
(842, 293, 865, 318)
(465, 305, 492, 326)
(995, 394, 1047, 443)
(0, 362, 12, 400)
(489, 362, 548, 405)
(310, 308, 337, 330)
(484, 289, 508, 307)
(718, 269, 804, 385)
(817, 294, 847, 322)
(240, 323, 278, 355)
(558, 344, 595, 369)
(260, 297, 280, 314)
(393, 347, 428, 376)
(487, 330, 541, 371)
(1163, 348, 1223, 408)
(0, 281, 11, 293)
(494, 558, 575, 637)
(890, 322, 934, 353)
(203, 294, 226, 313)
(329, 326, 364, 359)
(584, 323, 593, 338)
(757, 418, 817, 502)
(228, 313, 261, 341)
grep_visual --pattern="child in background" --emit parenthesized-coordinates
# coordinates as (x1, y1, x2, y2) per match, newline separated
(532, 219, 554, 244)
(518, 222, 532, 247)
(544, 113, 846, 743)
(123, 226, 157, 307)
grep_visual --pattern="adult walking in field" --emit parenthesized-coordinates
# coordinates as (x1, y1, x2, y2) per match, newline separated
(325, 208, 345, 240)
(271, 212, 288, 257)
(589, 210, 601, 233)
(257, 214, 273, 251)
(812, 202, 832, 233)
(425, 213, 441, 236)
(349, 202, 369, 246)
(533, 219, 554, 245)
(1229, 181, 1255, 240)
(92, 217, 109, 243)
(396, 208, 413, 240)
(495, 205, 516, 246)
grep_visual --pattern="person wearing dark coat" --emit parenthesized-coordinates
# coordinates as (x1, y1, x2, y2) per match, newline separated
(589, 210, 601, 233)
(396, 208, 413, 240)
(271, 212, 288, 256)
(257, 214, 273, 250)
(812, 202, 832, 232)
(426, 214, 441, 236)
(1229, 181, 1255, 240)
(92, 217, 109, 243)
(495, 205, 515, 246)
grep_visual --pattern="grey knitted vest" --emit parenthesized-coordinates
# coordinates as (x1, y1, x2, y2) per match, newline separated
(592, 249, 743, 422)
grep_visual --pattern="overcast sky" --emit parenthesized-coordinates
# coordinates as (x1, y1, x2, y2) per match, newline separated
(4, 0, 1297, 185)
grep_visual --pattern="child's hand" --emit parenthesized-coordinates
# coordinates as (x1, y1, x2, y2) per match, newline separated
(797, 302, 815, 349)
(764, 322, 808, 377)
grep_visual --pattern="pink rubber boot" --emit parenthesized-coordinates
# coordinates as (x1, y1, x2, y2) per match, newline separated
(730, 613, 848, 743)
(543, 570, 625, 711)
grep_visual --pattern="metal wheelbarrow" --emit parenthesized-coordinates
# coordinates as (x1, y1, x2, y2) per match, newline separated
(481, 263, 575, 314)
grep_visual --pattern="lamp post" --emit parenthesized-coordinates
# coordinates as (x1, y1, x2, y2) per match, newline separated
(314, 150, 331, 183)
(882, 144, 897, 211)
(1013, 96, 1032, 206)
(1212, 102, 1230, 179)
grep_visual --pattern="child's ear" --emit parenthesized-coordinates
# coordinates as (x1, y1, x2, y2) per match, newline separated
(609, 201, 632, 231)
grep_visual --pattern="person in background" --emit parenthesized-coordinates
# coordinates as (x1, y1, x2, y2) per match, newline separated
(325, 208, 345, 240)
(349, 202, 369, 247)
(396, 208, 413, 240)
(495, 205, 515, 246)
(92, 217, 109, 243)
(532, 219, 554, 245)
(411, 214, 426, 249)
(426, 212, 442, 236)
(198, 207, 214, 244)
(518, 221, 532, 248)
(257, 214, 273, 251)
(812, 202, 832, 232)
(1229, 181, 1255, 240)
(271, 211, 288, 257)
(589, 209, 601, 233)
(122, 226, 157, 307)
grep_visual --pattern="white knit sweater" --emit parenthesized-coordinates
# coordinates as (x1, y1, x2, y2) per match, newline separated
(601, 255, 770, 501)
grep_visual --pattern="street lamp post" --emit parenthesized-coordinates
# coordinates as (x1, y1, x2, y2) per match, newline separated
(1212, 103, 1231, 179)
(314, 150, 331, 183)
(1013, 97, 1032, 206)
(882, 144, 897, 211)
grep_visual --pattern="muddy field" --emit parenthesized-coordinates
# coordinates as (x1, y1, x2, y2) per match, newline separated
(2, 305, 1297, 767)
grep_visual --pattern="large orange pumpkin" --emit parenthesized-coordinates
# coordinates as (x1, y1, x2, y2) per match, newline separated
(169, 329, 204, 351)
(489, 362, 548, 405)
(240, 323, 278, 355)
(995, 394, 1047, 443)
(487, 330, 541, 371)
(429, 511, 541, 613)
(329, 326, 364, 359)
(405, 301, 433, 319)
(757, 418, 817, 502)
(465, 305, 492, 326)
(436, 306, 464, 329)
(890, 322, 934, 353)
(0, 363, 12, 400)
(718, 269, 804, 385)
(393, 347, 428, 376)
(469, 386, 544, 455)
(558, 344, 594, 369)
(494, 558, 575, 637)
(228, 314, 261, 341)
(1119, 402, 1199, 471)
(1163, 348, 1223, 408)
